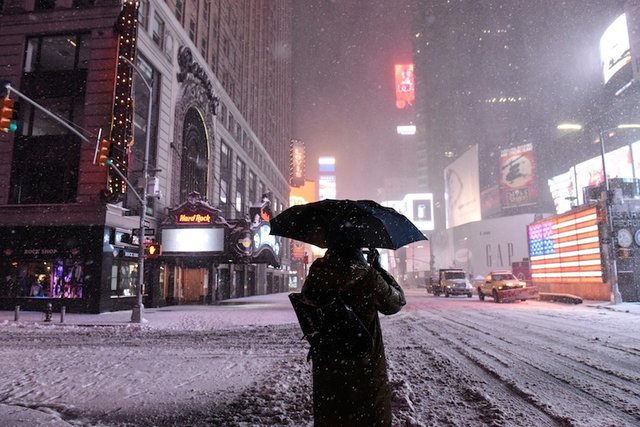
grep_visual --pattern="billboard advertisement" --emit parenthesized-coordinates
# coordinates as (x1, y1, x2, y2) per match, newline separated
(404, 193, 434, 231)
(290, 139, 305, 187)
(600, 13, 631, 84)
(480, 185, 501, 218)
(528, 206, 604, 285)
(318, 156, 335, 173)
(548, 167, 577, 214)
(574, 145, 633, 204)
(318, 175, 336, 200)
(499, 143, 537, 208)
(444, 145, 481, 229)
(394, 64, 415, 109)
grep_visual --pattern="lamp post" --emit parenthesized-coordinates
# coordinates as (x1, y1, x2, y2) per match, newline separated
(597, 128, 623, 305)
(120, 56, 153, 323)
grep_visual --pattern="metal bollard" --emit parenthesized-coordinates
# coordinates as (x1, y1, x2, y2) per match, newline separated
(14, 305, 20, 321)
(44, 302, 53, 322)
(60, 306, 66, 323)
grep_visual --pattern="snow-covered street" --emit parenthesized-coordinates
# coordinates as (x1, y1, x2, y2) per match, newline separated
(1, 290, 639, 426)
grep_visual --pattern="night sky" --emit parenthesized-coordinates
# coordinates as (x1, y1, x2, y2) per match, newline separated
(292, 0, 413, 200)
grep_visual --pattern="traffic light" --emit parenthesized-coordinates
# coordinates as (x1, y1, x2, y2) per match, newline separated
(145, 242, 162, 259)
(0, 96, 18, 133)
(96, 138, 111, 166)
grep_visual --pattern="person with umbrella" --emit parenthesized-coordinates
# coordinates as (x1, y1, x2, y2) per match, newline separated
(271, 199, 426, 426)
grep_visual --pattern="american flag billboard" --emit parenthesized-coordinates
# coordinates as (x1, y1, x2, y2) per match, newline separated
(528, 206, 604, 284)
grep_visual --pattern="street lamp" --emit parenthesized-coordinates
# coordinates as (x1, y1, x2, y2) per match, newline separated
(556, 123, 640, 304)
(120, 56, 153, 323)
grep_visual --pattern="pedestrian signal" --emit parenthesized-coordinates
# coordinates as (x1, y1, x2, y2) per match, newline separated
(146, 242, 162, 259)
(96, 138, 111, 166)
(1, 97, 17, 132)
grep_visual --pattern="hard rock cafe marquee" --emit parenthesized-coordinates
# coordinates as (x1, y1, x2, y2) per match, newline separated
(157, 192, 283, 305)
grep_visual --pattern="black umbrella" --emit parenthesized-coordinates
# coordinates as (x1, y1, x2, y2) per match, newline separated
(269, 199, 427, 249)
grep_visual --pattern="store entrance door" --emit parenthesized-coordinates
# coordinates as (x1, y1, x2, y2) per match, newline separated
(181, 268, 208, 303)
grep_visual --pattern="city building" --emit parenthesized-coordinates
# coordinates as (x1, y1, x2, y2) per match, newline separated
(409, 0, 630, 273)
(0, 0, 293, 313)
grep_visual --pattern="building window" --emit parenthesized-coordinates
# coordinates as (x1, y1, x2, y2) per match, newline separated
(203, 0, 210, 21)
(219, 178, 229, 204)
(200, 37, 207, 59)
(152, 13, 164, 48)
(111, 260, 138, 297)
(235, 190, 244, 215)
(138, 0, 149, 29)
(10, 33, 90, 204)
(248, 171, 257, 204)
(189, 19, 196, 42)
(1, 258, 86, 299)
(175, 0, 184, 23)
(180, 108, 209, 202)
(221, 141, 232, 171)
(235, 158, 245, 215)
(35, 0, 56, 10)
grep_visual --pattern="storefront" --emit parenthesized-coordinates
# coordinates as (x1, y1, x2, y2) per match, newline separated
(0, 226, 104, 313)
(156, 192, 285, 306)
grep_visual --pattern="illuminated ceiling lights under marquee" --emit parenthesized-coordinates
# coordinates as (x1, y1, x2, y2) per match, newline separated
(108, 1, 140, 197)
(528, 206, 604, 285)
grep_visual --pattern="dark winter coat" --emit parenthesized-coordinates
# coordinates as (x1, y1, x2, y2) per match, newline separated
(301, 249, 406, 427)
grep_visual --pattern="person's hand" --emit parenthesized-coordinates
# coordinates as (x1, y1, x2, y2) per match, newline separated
(367, 248, 382, 270)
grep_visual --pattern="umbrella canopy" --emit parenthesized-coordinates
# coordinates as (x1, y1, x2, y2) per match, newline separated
(269, 199, 427, 250)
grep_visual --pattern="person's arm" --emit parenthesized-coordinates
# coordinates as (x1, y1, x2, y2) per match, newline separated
(368, 249, 406, 314)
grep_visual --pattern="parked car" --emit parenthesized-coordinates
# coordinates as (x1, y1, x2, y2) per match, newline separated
(477, 270, 539, 303)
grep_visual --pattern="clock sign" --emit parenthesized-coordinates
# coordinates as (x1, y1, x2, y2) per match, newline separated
(635, 229, 640, 247)
(617, 228, 633, 248)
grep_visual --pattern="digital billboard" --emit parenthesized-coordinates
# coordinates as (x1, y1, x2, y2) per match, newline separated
(394, 64, 415, 109)
(574, 145, 632, 204)
(318, 156, 335, 173)
(318, 175, 336, 200)
(600, 13, 631, 84)
(548, 168, 577, 214)
(528, 206, 603, 285)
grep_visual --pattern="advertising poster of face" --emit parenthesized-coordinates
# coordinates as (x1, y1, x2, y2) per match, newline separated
(444, 145, 481, 229)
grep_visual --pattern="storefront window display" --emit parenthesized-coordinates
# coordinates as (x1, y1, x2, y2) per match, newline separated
(1, 258, 85, 299)
(110, 260, 138, 297)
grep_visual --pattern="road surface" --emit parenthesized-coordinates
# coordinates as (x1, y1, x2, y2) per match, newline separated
(0, 290, 638, 426)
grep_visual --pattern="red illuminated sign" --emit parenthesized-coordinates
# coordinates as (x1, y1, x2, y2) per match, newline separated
(528, 206, 604, 284)
(394, 64, 415, 109)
